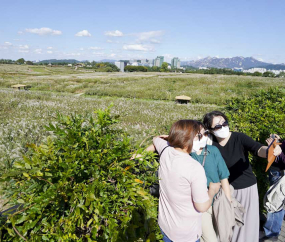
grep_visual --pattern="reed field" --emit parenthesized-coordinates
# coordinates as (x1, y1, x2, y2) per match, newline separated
(1, 64, 285, 212)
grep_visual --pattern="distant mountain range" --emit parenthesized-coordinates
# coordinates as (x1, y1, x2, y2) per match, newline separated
(181, 56, 285, 70)
(36, 59, 80, 64)
(35, 57, 285, 70)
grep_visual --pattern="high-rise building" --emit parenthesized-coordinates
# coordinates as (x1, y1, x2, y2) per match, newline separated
(171, 57, 181, 69)
(115, 61, 125, 72)
(154, 56, 164, 67)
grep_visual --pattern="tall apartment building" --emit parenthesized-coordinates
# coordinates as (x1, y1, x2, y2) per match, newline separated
(154, 56, 164, 67)
(171, 57, 181, 69)
(115, 61, 125, 72)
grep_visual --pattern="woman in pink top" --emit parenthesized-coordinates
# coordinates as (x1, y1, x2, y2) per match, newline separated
(153, 120, 221, 242)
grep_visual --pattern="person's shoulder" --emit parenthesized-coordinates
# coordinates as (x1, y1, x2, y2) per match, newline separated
(181, 155, 202, 168)
(229, 131, 247, 141)
(207, 145, 219, 152)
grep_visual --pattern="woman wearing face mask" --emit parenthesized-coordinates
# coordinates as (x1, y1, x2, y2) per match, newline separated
(152, 120, 221, 242)
(202, 111, 280, 242)
(190, 122, 231, 242)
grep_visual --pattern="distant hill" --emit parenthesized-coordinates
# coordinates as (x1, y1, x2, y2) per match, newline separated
(36, 59, 80, 64)
(181, 56, 271, 69)
(99, 59, 116, 63)
(259, 64, 285, 70)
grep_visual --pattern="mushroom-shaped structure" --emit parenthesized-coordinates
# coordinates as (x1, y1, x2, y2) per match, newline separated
(175, 95, 191, 104)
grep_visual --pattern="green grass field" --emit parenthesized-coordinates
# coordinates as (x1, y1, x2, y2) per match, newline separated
(1, 64, 285, 212)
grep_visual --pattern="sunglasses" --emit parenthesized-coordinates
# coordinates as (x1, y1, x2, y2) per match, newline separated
(197, 130, 209, 141)
(211, 121, 229, 131)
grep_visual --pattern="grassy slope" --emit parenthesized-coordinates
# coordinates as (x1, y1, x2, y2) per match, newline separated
(1, 65, 285, 105)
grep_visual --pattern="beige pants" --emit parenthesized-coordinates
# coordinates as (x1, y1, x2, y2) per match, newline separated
(200, 206, 218, 242)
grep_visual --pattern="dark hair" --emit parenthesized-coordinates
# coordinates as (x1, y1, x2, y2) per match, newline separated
(168, 120, 200, 153)
(196, 121, 205, 129)
(203, 111, 228, 131)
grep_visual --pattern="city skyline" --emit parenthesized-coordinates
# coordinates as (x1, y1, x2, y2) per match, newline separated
(1, 0, 285, 63)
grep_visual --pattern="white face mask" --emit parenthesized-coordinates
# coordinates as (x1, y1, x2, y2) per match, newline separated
(213, 126, 230, 138)
(199, 136, 208, 148)
(191, 140, 202, 153)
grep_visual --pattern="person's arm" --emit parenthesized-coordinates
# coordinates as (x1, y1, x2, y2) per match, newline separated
(238, 132, 276, 158)
(257, 146, 268, 158)
(257, 144, 281, 158)
(221, 178, 232, 202)
(191, 164, 220, 212)
(146, 144, 156, 152)
(258, 134, 282, 158)
(194, 182, 221, 212)
(153, 136, 169, 155)
(213, 146, 231, 201)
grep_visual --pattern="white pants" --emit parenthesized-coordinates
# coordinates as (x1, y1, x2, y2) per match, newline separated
(200, 206, 218, 242)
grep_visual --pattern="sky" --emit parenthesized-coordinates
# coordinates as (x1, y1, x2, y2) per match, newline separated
(0, 0, 285, 63)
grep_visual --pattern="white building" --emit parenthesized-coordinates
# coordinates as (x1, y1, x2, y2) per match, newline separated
(171, 57, 181, 69)
(269, 70, 284, 75)
(199, 67, 209, 70)
(243, 68, 266, 74)
(115, 61, 125, 72)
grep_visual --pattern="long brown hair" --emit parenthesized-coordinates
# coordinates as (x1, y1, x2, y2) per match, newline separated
(168, 120, 200, 153)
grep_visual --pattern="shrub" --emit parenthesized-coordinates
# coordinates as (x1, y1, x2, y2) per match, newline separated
(0, 108, 161, 241)
(225, 87, 285, 208)
(124, 66, 148, 72)
(262, 71, 275, 78)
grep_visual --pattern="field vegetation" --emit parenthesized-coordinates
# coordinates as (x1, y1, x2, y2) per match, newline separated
(1, 64, 284, 105)
(1, 64, 285, 241)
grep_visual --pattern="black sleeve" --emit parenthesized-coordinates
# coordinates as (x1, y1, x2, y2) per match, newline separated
(238, 132, 263, 156)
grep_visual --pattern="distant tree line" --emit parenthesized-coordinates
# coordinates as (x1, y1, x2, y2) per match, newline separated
(125, 62, 174, 72)
(124, 66, 148, 72)
(0, 59, 15, 64)
(185, 67, 285, 78)
(84, 62, 120, 72)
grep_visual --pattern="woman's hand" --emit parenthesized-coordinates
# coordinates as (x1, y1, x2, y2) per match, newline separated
(266, 137, 274, 146)
(274, 145, 282, 157)
(266, 134, 281, 145)
(159, 135, 169, 140)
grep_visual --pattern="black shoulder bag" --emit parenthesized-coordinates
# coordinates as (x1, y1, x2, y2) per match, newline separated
(149, 145, 169, 198)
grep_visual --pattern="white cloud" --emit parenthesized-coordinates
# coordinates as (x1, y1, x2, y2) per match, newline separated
(104, 30, 123, 37)
(47, 51, 53, 54)
(93, 52, 105, 56)
(109, 53, 116, 57)
(19, 50, 29, 53)
(79, 48, 84, 51)
(65, 53, 81, 56)
(25, 27, 62, 35)
(47, 47, 53, 49)
(123, 44, 154, 51)
(89, 47, 103, 50)
(18, 31, 23, 35)
(150, 39, 161, 44)
(19, 45, 29, 49)
(4, 42, 12, 46)
(135, 30, 164, 43)
(163, 54, 173, 61)
(75, 30, 91, 37)
(34, 49, 42, 54)
(106, 40, 113, 43)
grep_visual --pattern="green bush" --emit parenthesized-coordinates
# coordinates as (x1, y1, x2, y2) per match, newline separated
(225, 87, 285, 207)
(0, 108, 161, 241)
(124, 66, 148, 72)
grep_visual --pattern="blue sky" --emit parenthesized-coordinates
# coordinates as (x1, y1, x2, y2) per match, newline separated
(0, 0, 284, 63)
